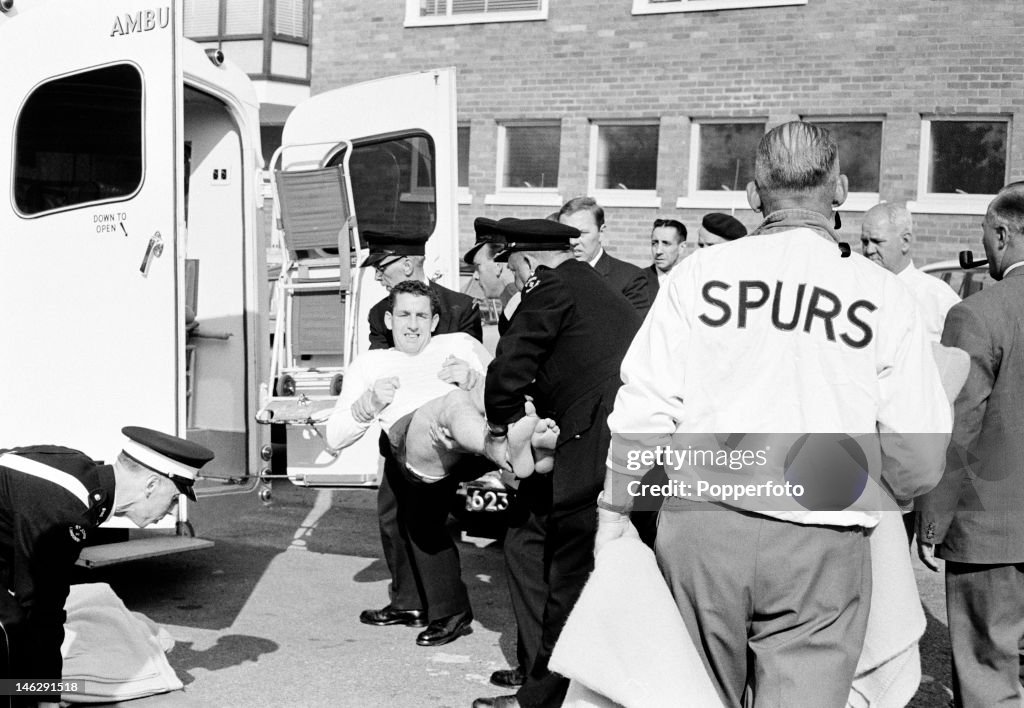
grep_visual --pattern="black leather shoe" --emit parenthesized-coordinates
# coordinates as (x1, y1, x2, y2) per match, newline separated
(489, 667, 525, 688)
(471, 696, 520, 708)
(359, 605, 427, 627)
(415, 610, 473, 646)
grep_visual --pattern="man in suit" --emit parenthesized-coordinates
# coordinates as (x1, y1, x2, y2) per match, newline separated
(359, 230, 483, 647)
(558, 197, 651, 315)
(473, 218, 642, 708)
(645, 218, 688, 300)
(917, 181, 1024, 708)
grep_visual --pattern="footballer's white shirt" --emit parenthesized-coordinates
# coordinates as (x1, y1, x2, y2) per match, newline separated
(326, 333, 491, 451)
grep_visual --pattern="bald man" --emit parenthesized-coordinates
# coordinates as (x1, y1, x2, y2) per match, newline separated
(861, 202, 959, 342)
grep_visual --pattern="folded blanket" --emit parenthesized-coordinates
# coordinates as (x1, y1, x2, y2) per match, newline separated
(61, 582, 183, 703)
(553, 514, 925, 708)
(550, 537, 724, 708)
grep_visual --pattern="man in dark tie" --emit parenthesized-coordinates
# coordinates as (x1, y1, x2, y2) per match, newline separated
(918, 181, 1024, 708)
(557, 196, 651, 316)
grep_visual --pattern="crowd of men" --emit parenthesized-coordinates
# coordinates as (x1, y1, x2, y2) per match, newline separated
(331, 120, 1024, 708)
(4, 120, 1022, 708)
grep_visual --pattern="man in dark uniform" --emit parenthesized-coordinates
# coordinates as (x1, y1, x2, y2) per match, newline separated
(364, 230, 482, 349)
(473, 218, 642, 708)
(464, 218, 517, 335)
(557, 196, 651, 316)
(0, 427, 212, 707)
(358, 230, 484, 647)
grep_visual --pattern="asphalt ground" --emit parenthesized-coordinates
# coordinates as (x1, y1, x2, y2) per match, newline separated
(71, 481, 956, 708)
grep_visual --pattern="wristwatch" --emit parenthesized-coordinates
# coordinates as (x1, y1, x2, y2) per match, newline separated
(486, 421, 508, 438)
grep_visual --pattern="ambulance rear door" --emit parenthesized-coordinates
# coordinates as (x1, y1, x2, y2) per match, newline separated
(0, 0, 182, 460)
(281, 67, 460, 361)
(270, 67, 459, 487)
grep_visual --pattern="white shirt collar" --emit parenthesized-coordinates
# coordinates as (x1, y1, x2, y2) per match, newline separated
(588, 247, 605, 268)
(1004, 261, 1024, 278)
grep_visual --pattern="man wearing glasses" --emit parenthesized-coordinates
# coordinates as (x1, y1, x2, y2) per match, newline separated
(646, 218, 688, 298)
(358, 231, 484, 647)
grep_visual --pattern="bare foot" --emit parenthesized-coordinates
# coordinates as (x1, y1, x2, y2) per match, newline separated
(531, 418, 558, 474)
(508, 414, 540, 478)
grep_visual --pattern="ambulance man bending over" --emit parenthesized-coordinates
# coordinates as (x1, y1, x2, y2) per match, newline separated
(0, 427, 213, 708)
(596, 122, 951, 707)
(324, 279, 555, 483)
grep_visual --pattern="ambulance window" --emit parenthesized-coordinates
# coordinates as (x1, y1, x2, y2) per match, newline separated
(14, 64, 143, 216)
(328, 133, 437, 239)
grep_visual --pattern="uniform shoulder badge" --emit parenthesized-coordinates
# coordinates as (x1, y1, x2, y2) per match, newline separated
(68, 524, 87, 543)
(524, 274, 541, 293)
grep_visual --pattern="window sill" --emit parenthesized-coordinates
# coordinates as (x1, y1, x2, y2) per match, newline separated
(590, 190, 662, 209)
(484, 191, 563, 207)
(632, 0, 806, 14)
(405, 11, 548, 27)
(457, 187, 473, 206)
(906, 195, 993, 216)
(834, 193, 881, 213)
(676, 191, 752, 212)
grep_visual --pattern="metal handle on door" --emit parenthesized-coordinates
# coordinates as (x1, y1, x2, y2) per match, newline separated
(139, 232, 164, 276)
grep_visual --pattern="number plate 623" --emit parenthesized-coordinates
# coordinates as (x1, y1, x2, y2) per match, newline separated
(465, 488, 509, 513)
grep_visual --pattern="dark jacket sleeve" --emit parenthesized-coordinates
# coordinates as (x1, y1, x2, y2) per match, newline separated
(13, 496, 83, 689)
(456, 297, 483, 343)
(622, 266, 652, 317)
(918, 303, 993, 545)
(367, 298, 391, 350)
(485, 275, 570, 424)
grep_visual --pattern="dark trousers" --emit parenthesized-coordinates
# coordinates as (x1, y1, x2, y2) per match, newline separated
(504, 476, 599, 708)
(946, 561, 1024, 708)
(377, 435, 469, 621)
(657, 498, 871, 708)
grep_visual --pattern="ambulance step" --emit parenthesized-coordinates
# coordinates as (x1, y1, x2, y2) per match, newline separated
(76, 537, 214, 569)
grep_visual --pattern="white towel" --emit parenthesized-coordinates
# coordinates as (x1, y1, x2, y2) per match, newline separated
(61, 582, 183, 703)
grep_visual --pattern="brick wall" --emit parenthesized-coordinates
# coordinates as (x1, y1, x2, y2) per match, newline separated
(311, 0, 1023, 267)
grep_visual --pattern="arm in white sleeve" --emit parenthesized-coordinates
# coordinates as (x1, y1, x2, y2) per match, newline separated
(875, 284, 952, 501)
(325, 356, 375, 451)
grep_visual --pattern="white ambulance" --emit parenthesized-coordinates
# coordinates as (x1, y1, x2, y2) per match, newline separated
(0, 0, 465, 563)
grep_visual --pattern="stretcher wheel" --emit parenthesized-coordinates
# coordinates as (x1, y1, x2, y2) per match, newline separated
(276, 375, 296, 397)
(330, 373, 344, 397)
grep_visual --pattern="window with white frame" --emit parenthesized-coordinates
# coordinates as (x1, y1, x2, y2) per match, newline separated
(499, 123, 560, 190)
(803, 118, 883, 211)
(486, 122, 562, 206)
(678, 120, 764, 209)
(589, 122, 660, 207)
(632, 0, 805, 15)
(913, 117, 1009, 214)
(408, 0, 547, 27)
